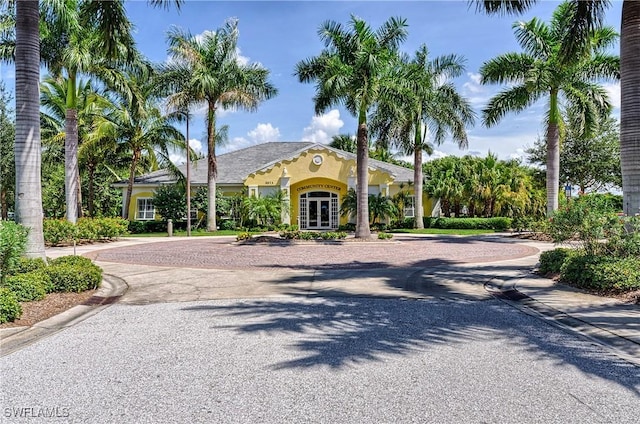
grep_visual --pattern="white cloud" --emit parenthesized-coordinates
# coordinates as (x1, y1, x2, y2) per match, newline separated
(169, 153, 182, 165)
(463, 72, 483, 93)
(169, 138, 203, 165)
(235, 47, 250, 66)
(603, 82, 621, 110)
(188, 138, 203, 153)
(223, 123, 281, 153)
(509, 148, 527, 161)
(248, 123, 280, 143)
(301, 109, 344, 144)
(194, 29, 216, 44)
(462, 73, 492, 108)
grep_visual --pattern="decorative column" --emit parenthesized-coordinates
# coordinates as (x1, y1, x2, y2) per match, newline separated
(279, 167, 291, 225)
(379, 183, 390, 225)
(347, 167, 356, 190)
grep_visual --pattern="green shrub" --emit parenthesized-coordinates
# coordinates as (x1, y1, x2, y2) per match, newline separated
(76, 218, 100, 241)
(299, 231, 319, 240)
(430, 217, 512, 230)
(560, 253, 640, 292)
(338, 223, 356, 232)
(220, 220, 237, 231)
(0, 221, 29, 283)
(127, 220, 146, 234)
(547, 198, 620, 255)
(43, 219, 76, 246)
(12, 257, 47, 275)
(512, 216, 536, 232)
(236, 232, 252, 241)
(101, 217, 129, 239)
(3, 271, 49, 301)
(538, 248, 574, 274)
(47, 256, 102, 292)
(588, 257, 640, 291)
(0, 288, 22, 324)
(378, 232, 393, 240)
(319, 231, 347, 240)
(606, 216, 640, 258)
(279, 230, 300, 240)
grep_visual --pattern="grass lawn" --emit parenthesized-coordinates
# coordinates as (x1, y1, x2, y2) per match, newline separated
(389, 228, 501, 235)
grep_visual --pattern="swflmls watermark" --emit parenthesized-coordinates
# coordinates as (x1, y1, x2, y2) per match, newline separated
(3, 406, 70, 419)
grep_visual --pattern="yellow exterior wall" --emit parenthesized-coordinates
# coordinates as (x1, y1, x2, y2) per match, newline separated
(290, 177, 349, 226)
(128, 189, 160, 221)
(126, 147, 436, 223)
(245, 149, 394, 187)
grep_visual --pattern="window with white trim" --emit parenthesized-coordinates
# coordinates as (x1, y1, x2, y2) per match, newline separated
(136, 198, 155, 220)
(404, 195, 415, 218)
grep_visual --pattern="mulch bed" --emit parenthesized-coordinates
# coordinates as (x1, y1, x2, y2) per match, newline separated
(0, 290, 97, 329)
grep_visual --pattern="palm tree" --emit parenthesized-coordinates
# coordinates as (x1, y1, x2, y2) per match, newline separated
(0, 83, 15, 221)
(295, 16, 408, 238)
(40, 76, 117, 217)
(373, 45, 475, 228)
(620, 2, 640, 216)
(477, 1, 640, 216)
(158, 19, 277, 231)
(2, 1, 141, 223)
(96, 72, 184, 220)
(368, 193, 397, 225)
(44, 1, 140, 223)
(480, 2, 618, 216)
(6, 0, 181, 257)
(13, 0, 45, 258)
(329, 134, 356, 153)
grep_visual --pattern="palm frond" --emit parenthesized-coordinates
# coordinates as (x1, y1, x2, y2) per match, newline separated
(513, 17, 552, 59)
(482, 84, 541, 127)
(480, 53, 535, 85)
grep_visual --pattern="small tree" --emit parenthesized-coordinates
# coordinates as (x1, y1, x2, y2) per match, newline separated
(369, 193, 397, 225)
(0, 221, 28, 284)
(153, 184, 186, 222)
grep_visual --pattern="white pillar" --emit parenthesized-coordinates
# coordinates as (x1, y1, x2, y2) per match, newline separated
(280, 168, 291, 225)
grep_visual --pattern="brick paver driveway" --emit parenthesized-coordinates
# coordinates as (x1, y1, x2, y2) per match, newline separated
(91, 234, 539, 270)
(87, 235, 541, 304)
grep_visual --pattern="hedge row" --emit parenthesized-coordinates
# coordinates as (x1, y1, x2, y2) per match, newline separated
(424, 217, 512, 230)
(44, 217, 129, 246)
(279, 230, 348, 240)
(539, 248, 640, 292)
(0, 256, 103, 323)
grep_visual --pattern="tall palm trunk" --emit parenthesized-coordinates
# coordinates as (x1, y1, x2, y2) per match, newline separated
(621, 0, 640, 216)
(413, 128, 424, 229)
(123, 149, 140, 220)
(546, 90, 560, 216)
(65, 72, 79, 223)
(14, 0, 46, 259)
(355, 119, 371, 238)
(206, 103, 217, 232)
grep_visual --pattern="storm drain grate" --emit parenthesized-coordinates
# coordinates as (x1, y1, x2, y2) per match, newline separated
(83, 295, 121, 306)
(492, 289, 530, 302)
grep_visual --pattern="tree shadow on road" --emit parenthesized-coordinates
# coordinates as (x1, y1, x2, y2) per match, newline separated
(182, 259, 640, 395)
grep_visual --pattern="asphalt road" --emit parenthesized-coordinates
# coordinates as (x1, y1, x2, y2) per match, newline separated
(1, 297, 638, 423)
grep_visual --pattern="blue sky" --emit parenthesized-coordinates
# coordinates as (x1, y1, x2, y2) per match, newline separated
(2, 0, 624, 164)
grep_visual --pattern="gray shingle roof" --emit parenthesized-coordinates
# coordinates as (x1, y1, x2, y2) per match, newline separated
(116, 141, 414, 186)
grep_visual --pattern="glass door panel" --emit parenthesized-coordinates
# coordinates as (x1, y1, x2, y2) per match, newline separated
(320, 200, 330, 227)
(309, 200, 319, 227)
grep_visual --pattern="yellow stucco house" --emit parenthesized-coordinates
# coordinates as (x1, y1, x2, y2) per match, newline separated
(115, 142, 436, 230)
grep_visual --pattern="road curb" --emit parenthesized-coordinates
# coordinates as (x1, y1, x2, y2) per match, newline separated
(485, 274, 640, 367)
(0, 274, 128, 357)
